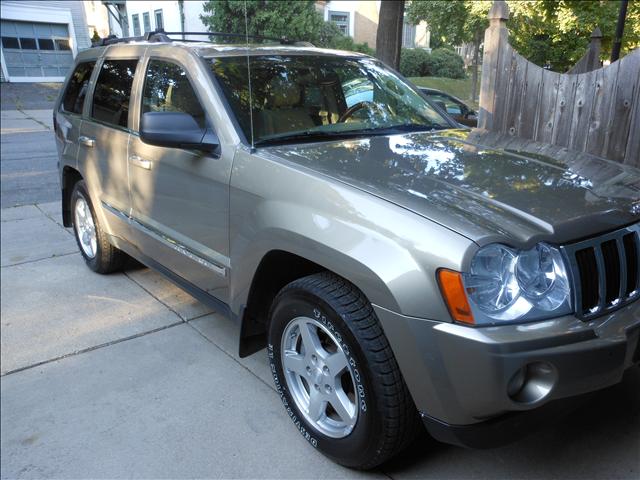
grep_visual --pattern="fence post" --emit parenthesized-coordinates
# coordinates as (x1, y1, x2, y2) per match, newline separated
(478, 0, 510, 130)
(567, 27, 602, 74)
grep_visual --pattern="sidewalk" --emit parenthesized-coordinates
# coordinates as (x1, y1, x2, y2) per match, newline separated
(0, 202, 374, 479)
(0, 83, 61, 111)
(1, 109, 58, 208)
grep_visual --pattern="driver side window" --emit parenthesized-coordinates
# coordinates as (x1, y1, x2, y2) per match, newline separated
(430, 94, 463, 116)
(141, 59, 206, 129)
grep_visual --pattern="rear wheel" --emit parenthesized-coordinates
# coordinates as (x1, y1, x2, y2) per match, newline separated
(268, 272, 420, 469)
(71, 180, 126, 273)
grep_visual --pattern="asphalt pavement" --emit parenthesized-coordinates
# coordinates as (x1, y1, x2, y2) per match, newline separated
(1, 83, 639, 479)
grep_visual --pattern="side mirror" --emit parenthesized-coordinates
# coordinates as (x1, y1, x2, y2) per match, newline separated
(140, 112, 219, 152)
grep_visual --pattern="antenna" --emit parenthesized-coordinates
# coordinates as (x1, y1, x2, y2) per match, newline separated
(244, 0, 255, 151)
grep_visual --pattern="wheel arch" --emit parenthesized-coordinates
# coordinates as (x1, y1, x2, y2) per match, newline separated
(61, 166, 83, 227)
(235, 239, 404, 358)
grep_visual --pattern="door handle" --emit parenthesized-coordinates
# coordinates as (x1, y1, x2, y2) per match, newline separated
(129, 154, 152, 170)
(78, 135, 95, 148)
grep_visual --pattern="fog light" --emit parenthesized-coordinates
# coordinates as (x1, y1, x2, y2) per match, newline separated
(507, 362, 556, 405)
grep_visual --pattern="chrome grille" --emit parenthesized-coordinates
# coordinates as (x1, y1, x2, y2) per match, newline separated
(561, 223, 640, 319)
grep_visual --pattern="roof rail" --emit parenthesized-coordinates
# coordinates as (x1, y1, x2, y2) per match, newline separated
(94, 30, 172, 46)
(93, 29, 311, 47)
(166, 31, 297, 45)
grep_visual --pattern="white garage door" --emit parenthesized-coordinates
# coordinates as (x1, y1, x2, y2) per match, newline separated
(1, 20, 74, 78)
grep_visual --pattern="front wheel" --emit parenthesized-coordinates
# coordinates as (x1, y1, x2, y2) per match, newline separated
(268, 272, 420, 469)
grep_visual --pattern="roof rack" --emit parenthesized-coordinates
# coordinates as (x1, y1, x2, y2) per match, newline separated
(94, 29, 311, 47)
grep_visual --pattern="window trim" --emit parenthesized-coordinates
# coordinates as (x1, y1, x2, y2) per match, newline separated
(53, 37, 71, 51)
(154, 9, 164, 30)
(204, 54, 459, 147)
(142, 12, 151, 33)
(88, 57, 141, 133)
(18, 37, 38, 50)
(402, 22, 416, 48)
(37, 37, 55, 50)
(132, 13, 141, 36)
(59, 60, 97, 117)
(1, 36, 20, 49)
(138, 56, 214, 141)
(328, 10, 350, 36)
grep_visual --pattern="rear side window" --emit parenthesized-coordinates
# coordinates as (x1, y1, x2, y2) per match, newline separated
(61, 61, 95, 114)
(141, 59, 206, 128)
(91, 59, 138, 129)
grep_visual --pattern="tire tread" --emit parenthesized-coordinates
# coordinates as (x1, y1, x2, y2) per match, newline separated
(275, 272, 420, 469)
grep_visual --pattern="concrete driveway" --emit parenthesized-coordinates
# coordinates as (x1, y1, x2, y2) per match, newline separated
(1, 100, 639, 479)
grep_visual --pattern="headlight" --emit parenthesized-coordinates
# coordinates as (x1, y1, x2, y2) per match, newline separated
(439, 243, 572, 325)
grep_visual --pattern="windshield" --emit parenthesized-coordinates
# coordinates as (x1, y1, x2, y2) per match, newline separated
(209, 55, 452, 145)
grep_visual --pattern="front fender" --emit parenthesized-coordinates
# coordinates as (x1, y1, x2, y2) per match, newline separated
(229, 149, 476, 321)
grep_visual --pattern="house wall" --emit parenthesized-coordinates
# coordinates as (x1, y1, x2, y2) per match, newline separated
(353, 1, 378, 49)
(83, 0, 110, 39)
(125, 1, 207, 40)
(182, 0, 208, 39)
(321, 1, 428, 51)
(127, 1, 181, 35)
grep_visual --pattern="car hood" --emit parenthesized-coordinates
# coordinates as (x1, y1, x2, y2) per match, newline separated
(268, 129, 640, 247)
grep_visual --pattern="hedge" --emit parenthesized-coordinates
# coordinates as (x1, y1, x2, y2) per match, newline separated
(399, 47, 466, 79)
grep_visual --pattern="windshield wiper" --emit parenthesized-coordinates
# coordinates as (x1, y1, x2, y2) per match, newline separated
(254, 130, 375, 147)
(253, 124, 445, 147)
(358, 123, 446, 134)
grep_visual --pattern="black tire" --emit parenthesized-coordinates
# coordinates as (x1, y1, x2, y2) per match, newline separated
(71, 180, 126, 274)
(268, 272, 420, 469)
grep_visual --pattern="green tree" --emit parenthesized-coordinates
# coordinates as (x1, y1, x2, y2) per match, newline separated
(199, 0, 373, 53)
(407, 1, 640, 74)
(407, 1, 489, 102)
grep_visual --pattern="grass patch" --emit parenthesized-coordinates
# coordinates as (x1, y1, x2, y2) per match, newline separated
(409, 76, 478, 108)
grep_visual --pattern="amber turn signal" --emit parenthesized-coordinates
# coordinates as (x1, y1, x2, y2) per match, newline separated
(437, 269, 474, 325)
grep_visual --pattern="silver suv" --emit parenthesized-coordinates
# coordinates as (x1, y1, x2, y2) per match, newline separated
(55, 35, 640, 469)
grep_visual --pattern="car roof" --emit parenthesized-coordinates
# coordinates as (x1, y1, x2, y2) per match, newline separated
(78, 40, 370, 60)
(190, 43, 370, 58)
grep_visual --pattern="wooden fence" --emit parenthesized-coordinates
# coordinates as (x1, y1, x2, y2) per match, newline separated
(478, 1, 640, 167)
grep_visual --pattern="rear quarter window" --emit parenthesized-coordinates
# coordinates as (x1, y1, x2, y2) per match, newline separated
(61, 61, 95, 114)
(91, 59, 139, 129)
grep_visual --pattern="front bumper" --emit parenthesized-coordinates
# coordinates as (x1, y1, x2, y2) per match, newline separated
(373, 300, 640, 446)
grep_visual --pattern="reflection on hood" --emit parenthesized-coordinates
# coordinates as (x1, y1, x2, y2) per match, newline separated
(269, 129, 640, 246)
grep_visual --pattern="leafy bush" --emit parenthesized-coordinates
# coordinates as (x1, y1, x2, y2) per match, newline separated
(399, 48, 432, 76)
(429, 48, 466, 79)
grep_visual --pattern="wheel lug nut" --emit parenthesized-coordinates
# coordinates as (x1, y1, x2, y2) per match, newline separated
(311, 355, 317, 363)
(325, 384, 332, 392)
(306, 366, 311, 374)
(314, 384, 319, 390)
(323, 365, 329, 374)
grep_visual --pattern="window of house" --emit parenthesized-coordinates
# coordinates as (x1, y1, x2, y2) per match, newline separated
(132, 14, 141, 36)
(55, 39, 71, 50)
(62, 61, 96, 114)
(1, 37, 20, 49)
(154, 9, 164, 30)
(91, 59, 138, 128)
(141, 59, 206, 129)
(37, 38, 55, 50)
(19, 37, 37, 50)
(143, 12, 151, 33)
(402, 23, 416, 48)
(329, 11, 350, 36)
